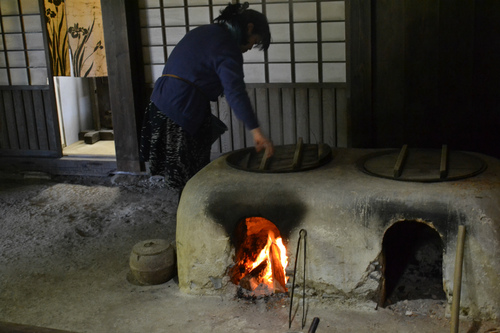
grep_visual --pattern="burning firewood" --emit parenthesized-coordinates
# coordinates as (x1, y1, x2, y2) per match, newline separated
(270, 242, 287, 293)
(239, 260, 268, 291)
(231, 217, 289, 294)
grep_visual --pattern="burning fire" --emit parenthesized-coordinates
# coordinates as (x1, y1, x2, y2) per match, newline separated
(250, 234, 288, 284)
(231, 217, 288, 294)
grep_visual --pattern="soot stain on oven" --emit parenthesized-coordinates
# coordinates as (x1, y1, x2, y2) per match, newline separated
(365, 197, 467, 239)
(206, 190, 306, 296)
(206, 189, 307, 239)
(203, 181, 467, 301)
(363, 198, 466, 307)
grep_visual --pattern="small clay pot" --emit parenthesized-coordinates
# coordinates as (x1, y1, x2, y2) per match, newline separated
(129, 239, 176, 285)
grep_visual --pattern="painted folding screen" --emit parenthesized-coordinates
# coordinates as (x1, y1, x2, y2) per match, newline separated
(44, 0, 107, 77)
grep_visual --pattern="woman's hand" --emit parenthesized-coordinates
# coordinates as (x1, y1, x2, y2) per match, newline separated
(251, 128, 274, 157)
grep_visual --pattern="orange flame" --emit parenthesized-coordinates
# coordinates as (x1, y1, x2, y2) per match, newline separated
(276, 237, 288, 277)
(231, 217, 289, 294)
(246, 232, 288, 290)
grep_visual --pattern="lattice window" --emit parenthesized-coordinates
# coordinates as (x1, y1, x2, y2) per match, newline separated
(0, 0, 48, 86)
(139, 0, 346, 84)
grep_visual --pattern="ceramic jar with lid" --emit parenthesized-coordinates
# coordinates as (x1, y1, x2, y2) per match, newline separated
(129, 239, 176, 285)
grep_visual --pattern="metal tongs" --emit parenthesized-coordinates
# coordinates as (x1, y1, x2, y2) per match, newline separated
(288, 229, 308, 330)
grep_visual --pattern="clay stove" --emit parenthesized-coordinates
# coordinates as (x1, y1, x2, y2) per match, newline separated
(176, 147, 500, 320)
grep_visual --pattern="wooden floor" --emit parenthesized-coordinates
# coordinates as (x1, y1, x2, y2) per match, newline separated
(63, 140, 116, 157)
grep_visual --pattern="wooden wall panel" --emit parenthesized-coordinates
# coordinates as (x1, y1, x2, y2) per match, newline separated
(0, 0, 69, 159)
(295, 88, 309, 142)
(218, 96, 233, 152)
(308, 88, 322, 143)
(282, 88, 296, 145)
(347, 0, 372, 148)
(245, 88, 256, 149)
(0, 93, 9, 149)
(350, 1, 499, 157)
(322, 88, 336, 146)
(336, 88, 349, 147)
(210, 102, 221, 152)
(210, 83, 347, 155)
(13, 91, 30, 151)
(373, 0, 405, 147)
(0, 87, 61, 157)
(255, 87, 270, 139)
(268, 88, 283, 145)
(1, 91, 18, 150)
(232, 121, 246, 152)
(23, 91, 40, 150)
(33, 90, 49, 151)
(42, 89, 60, 152)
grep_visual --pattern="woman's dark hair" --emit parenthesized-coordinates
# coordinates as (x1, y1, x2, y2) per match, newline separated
(214, 2, 271, 51)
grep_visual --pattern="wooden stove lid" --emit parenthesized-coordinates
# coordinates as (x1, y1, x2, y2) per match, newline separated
(226, 138, 332, 173)
(358, 145, 487, 182)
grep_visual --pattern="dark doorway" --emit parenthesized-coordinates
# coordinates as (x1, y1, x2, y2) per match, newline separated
(381, 220, 446, 306)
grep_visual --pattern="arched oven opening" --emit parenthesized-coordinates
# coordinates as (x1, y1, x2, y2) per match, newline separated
(380, 220, 446, 307)
(229, 217, 288, 298)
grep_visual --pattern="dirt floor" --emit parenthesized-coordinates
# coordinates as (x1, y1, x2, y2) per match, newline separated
(0, 171, 499, 333)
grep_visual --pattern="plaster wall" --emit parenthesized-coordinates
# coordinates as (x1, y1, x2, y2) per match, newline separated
(176, 148, 500, 320)
(54, 77, 94, 146)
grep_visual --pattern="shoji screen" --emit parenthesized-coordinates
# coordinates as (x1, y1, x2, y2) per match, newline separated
(138, 1, 348, 154)
(139, 0, 346, 84)
(0, 0, 48, 86)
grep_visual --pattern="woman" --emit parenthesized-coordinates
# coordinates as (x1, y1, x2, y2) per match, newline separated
(140, 2, 274, 192)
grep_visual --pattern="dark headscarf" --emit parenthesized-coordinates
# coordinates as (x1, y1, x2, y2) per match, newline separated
(214, 2, 271, 51)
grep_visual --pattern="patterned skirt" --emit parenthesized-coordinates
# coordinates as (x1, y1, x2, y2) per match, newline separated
(140, 102, 212, 191)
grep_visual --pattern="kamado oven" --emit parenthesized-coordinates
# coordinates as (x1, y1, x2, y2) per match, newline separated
(176, 143, 500, 320)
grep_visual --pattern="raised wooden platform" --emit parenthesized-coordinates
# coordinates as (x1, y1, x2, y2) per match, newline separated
(0, 156, 117, 177)
(0, 322, 77, 333)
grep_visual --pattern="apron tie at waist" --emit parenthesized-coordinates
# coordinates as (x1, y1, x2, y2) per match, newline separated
(162, 74, 209, 100)
(161, 74, 227, 142)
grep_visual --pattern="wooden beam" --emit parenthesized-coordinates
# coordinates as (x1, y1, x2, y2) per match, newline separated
(100, 0, 141, 173)
(346, 0, 372, 148)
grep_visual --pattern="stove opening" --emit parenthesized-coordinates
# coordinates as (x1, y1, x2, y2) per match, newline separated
(230, 217, 288, 296)
(381, 220, 446, 306)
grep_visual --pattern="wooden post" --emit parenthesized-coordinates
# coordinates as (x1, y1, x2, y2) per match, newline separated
(451, 225, 466, 333)
(100, 0, 142, 173)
